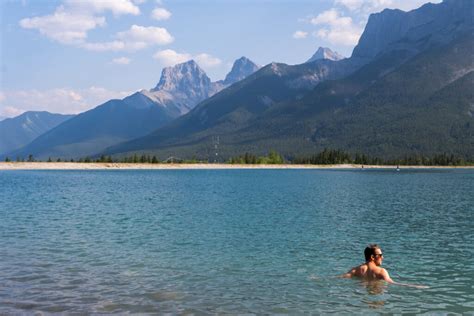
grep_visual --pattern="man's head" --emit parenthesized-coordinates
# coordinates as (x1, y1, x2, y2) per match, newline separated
(364, 244, 384, 265)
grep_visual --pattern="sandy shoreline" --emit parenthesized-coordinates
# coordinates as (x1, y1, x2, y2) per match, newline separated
(0, 162, 472, 170)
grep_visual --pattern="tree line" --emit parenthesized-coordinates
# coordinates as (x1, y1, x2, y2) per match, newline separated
(232, 149, 472, 166)
(3, 149, 473, 166)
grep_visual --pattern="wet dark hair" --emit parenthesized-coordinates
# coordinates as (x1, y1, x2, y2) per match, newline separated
(364, 244, 380, 262)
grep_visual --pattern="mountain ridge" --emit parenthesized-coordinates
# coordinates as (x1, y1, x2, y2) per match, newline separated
(104, 0, 473, 160)
(5, 57, 260, 159)
(0, 111, 74, 156)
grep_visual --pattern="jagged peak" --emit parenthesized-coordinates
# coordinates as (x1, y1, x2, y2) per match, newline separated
(224, 56, 260, 85)
(159, 59, 206, 77)
(306, 47, 344, 63)
(152, 59, 211, 92)
(234, 56, 257, 66)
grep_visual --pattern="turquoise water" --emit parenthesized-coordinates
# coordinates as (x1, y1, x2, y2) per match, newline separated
(0, 169, 473, 314)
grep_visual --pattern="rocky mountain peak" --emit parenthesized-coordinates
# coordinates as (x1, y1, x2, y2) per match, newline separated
(152, 60, 211, 93)
(306, 47, 344, 63)
(146, 57, 261, 115)
(224, 57, 260, 85)
(351, 0, 474, 61)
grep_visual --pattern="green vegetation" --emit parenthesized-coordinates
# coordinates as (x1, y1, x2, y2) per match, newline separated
(226, 149, 473, 166)
(6, 148, 473, 166)
(228, 150, 284, 164)
(293, 149, 473, 166)
(293, 149, 352, 165)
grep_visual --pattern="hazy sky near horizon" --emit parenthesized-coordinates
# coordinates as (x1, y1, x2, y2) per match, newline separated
(0, 0, 440, 119)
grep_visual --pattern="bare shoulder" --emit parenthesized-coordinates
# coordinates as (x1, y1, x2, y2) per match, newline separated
(379, 267, 389, 275)
(372, 266, 386, 275)
(352, 264, 368, 277)
(378, 267, 394, 282)
(341, 264, 360, 278)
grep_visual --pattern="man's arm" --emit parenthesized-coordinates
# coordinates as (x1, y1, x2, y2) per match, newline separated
(339, 267, 357, 278)
(380, 268, 428, 289)
(380, 268, 395, 283)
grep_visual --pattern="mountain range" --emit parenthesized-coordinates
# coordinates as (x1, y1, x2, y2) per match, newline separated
(6, 57, 260, 159)
(104, 0, 473, 160)
(0, 111, 74, 156)
(3, 0, 473, 161)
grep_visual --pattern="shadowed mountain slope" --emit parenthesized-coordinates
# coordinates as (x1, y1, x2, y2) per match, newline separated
(0, 111, 74, 156)
(7, 95, 175, 159)
(104, 57, 361, 157)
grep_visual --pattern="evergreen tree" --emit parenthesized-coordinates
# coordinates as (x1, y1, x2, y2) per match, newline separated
(268, 150, 284, 164)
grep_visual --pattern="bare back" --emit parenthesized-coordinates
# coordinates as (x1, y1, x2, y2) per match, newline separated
(344, 262, 391, 281)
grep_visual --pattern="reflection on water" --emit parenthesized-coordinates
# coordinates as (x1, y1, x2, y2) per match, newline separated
(360, 280, 387, 309)
(363, 279, 387, 295)
(0, 169, 472, 314)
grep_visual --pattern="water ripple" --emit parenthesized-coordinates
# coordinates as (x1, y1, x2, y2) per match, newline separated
(0, 169, 472, 314)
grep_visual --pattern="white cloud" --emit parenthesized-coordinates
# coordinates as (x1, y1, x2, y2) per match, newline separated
(310, 9, 362, 46)
(19, 6, 106, 44)
(293, 30, 308, 39)
(151, 7, 171, 20)
(194, 53, 222, 68)
(311, 9, 353, 27)
(64, 0, 140, 16)
(112, 57, 131, 65)
(1, 106, 24, 118)
(117, 24, 173, 45)
(0, 87, 132, 118)
(153, 49, 192, 66)
(18, 0, 150, 51)
(26, 20, 175, 52)
(79, 25, 174, 52)
(153, 49, 222, 68)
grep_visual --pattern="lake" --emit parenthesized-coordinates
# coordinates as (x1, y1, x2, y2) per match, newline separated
(0, 169, 473, 314)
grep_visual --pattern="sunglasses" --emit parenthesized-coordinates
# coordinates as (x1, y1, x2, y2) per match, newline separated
(374, 253, 384, 257)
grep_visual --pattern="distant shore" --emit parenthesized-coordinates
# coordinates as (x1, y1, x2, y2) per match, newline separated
(0, 162, 472, 170)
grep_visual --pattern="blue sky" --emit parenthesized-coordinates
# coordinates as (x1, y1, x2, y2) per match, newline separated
(0, 0, 440, 119)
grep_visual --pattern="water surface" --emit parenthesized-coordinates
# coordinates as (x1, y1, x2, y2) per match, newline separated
(0, 169, 473, 314)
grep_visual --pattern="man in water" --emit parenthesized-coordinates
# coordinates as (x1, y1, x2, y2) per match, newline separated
(341, 244, 393, 281)
(341, 244, 427, 288)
